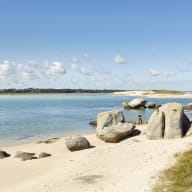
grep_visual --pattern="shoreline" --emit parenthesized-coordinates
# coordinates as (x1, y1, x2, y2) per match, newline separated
(0, 128, 96, 148)
(1, 125, 192, 192)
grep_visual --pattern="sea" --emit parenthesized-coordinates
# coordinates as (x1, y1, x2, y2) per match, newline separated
(0, 94, 192, 146)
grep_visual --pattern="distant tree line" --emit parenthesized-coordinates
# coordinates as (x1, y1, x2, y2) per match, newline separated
(0, 88, 124, 94)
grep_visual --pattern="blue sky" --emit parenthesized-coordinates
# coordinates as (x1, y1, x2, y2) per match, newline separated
(0, 0, 192, 90)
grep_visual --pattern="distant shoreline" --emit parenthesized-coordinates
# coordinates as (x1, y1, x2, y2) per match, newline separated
(113, 90, 192, 98)
(0, 88, 122, 95)
(0, 92, 112, 95)
(0, 89, 192, 98)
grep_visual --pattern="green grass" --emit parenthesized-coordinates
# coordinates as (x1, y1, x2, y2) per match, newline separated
(152, 89, 186, 95)
(153, 148, 192, 192)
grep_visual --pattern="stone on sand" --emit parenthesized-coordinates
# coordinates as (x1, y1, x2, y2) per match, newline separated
(65, 135, 91, 152)
(146, 110, 164, 139)
(39, 152, 51, 158)
(96, 110, 135, 143)
(147, 103, 191, 139)
(15, 151, 37, 161)
(0, 150, 10, 159)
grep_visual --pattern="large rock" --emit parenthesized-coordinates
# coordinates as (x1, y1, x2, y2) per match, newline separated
(146, 110, 164, 139)
(146, 103, 191, 139)
(96, 110, 135, 143)
(65, 135, 91, 151)
(97, 110, 124, 129)
(161, 103, 185, 139)
(123, 98, 147, 109)
(97, 122, 135, 143)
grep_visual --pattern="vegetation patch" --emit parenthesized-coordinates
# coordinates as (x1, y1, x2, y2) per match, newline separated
(152, 89, 186, 95)
(153, 148, 192, 192)
(0, 88, 125, 95)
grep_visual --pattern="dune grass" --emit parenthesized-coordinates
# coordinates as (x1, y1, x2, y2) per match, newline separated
(152, 89, 186, 95)
(153, 148, 192, 192)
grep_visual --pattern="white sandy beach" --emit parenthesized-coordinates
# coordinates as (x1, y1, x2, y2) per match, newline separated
(0, 125, 192, 192)
(113, 90, 192, 98)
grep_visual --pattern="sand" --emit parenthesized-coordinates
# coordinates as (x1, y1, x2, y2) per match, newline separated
(1, 125, 192, 192)
(113, 90, 192, 98)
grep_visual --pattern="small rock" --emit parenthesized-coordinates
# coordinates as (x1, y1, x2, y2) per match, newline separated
(36, 137, 60, 144)
(148, 102, 156, 108)
(155, 104, 161, 108)
(39, 152, 51, 158)
(0, 150, 10, 159)
(148, 102, 161, 109)
(15, 151, 37, 161)
(73, 175, 103, 184)
(89, 120, 97, 126)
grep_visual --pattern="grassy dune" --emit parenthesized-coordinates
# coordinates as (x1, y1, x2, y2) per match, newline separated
(153, 148, 192, 192)
(152, 89, 186, 95)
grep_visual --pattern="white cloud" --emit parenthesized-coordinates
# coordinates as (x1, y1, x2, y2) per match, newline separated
(0, 59, 68, 87)
(19, 71, 33, 81)
(0, 60, 16, 80)
(18, 64, 39, 82)
(149, 68, 160, 76)
(0, 60, 39, 82)
(45, 61, 65, 76)
(163, 71, 175, 77)
(113, 55, 127, 64)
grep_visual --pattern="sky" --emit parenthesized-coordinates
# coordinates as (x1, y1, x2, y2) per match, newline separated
(0, 0, 192, 90)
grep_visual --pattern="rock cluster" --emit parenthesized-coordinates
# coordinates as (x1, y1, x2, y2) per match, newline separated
(96, 110, 135, 143)
(122, 98, 161, 109)
(14, 151, 51, 161)
(146, 103, 191, 139)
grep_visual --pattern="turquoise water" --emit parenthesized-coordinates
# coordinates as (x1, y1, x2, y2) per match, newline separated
(0, 94, 192, 146)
